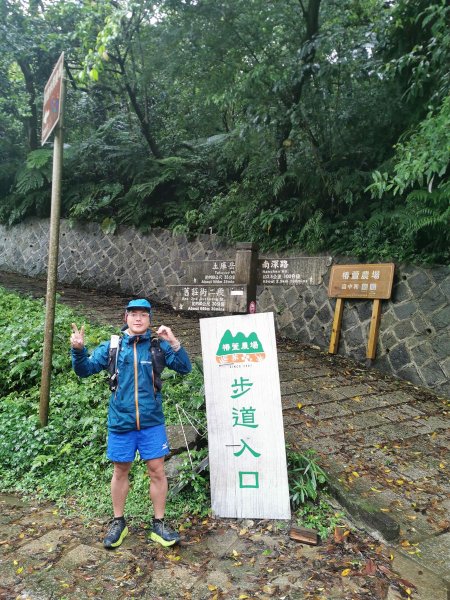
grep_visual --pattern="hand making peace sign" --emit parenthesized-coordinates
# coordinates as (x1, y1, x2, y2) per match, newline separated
(70, 323, 85, 350)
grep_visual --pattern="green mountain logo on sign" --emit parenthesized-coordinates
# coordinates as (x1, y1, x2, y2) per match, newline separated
(216, 330, 266, 364)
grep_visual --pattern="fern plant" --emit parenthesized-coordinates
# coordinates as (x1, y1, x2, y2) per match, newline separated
(68, 182, 123, 221)
(15, 150, 53, 194)
(398, 184, 450, 262)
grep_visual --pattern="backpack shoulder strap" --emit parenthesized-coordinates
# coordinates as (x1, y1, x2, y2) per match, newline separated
(107, 334, 122, 391)
(151, 335, 166, 392)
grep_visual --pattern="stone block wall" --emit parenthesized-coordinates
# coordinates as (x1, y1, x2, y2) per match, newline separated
(0, 218, 448, 397)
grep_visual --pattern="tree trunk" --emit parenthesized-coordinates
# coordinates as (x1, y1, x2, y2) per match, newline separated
(277, 0, 321, 175)
(123, 80, 162, 159)
(18, 59, 39, 151)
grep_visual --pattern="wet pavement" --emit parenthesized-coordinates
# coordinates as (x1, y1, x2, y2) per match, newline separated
(0, 270, 449, 600)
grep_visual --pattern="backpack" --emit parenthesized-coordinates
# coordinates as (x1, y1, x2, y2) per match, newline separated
(107, 334, 166, 393)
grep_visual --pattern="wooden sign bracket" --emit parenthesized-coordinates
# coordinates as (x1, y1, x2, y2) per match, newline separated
(328, 297, 383, 359)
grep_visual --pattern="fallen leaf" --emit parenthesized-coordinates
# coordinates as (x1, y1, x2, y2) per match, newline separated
(341, 568, 351, 577)
(397, 578, 416, 590)
(361, 559, 377, 575)
(207, 584, 217, 591)
(297, 403, 303, 409)
(167, 554, 181, 561)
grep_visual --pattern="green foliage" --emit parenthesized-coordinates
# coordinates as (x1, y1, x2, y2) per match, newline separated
(287, 449, 328, 507)
(0, 289, 69, 394)
(0, 149, 53, 226)
(0, 0, 448, 263)
(166, 448, 210, 519)
(295, 498, 344, 541)
(287, 448, 342, 539)
(68, 182, 123, 221)
(368, 95, 450, 197)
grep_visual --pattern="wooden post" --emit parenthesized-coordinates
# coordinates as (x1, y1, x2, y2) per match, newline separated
(39, 75, 65, 427)
(329, 297, 344, 354)
(367, 299, 382, 359)
(234, 242, 258, 313)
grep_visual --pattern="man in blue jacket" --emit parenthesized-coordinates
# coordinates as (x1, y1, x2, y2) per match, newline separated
(70, 298, 192, 549)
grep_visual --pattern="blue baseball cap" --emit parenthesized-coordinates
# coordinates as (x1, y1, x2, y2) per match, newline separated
(125, 299, 152, 312)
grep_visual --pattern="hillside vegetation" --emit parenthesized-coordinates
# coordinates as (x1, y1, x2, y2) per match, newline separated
(0, 0, 448, 263)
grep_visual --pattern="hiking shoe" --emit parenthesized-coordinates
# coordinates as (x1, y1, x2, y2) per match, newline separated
(149, 520, 180, 547)
(103, 517, 128, 549)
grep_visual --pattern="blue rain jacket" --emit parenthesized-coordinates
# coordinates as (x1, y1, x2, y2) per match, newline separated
(71, 330, 191, 433)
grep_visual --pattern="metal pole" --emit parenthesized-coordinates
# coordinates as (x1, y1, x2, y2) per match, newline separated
(39, 75, 65, 427)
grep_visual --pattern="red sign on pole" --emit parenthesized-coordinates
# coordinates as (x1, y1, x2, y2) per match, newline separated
(41, 52, 64, 145)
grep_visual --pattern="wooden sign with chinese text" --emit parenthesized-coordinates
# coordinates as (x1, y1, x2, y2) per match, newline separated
(169, 284, 247, 313)
(328, 264, 395, 299)
(184, 256, 331, 287)
(258, 256, 332, 286)
(200, 312, 291, 519)
(185, 260, 236, 285)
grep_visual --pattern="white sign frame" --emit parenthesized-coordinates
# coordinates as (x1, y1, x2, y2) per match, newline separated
(200, 312, 291, 519)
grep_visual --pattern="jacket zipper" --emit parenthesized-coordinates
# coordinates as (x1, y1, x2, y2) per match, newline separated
(133, 339, 141, 430)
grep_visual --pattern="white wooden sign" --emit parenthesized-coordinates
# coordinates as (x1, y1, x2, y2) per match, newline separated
(200, 312, 291, 519)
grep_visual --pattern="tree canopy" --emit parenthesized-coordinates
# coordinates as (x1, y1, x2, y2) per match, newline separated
(0, 0, 448, 263)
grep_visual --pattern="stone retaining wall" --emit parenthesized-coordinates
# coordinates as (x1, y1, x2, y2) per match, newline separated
(0, 218, 448, 397)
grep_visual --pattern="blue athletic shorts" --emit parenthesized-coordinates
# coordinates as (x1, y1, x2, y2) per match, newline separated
(107, 425, 170, 462)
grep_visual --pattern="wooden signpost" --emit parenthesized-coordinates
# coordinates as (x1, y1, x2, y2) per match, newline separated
(170, 243, 258, 314)
(327, 263, 395, 359)
(200, 312, 291, 519)
(169, 248, 331, 315)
